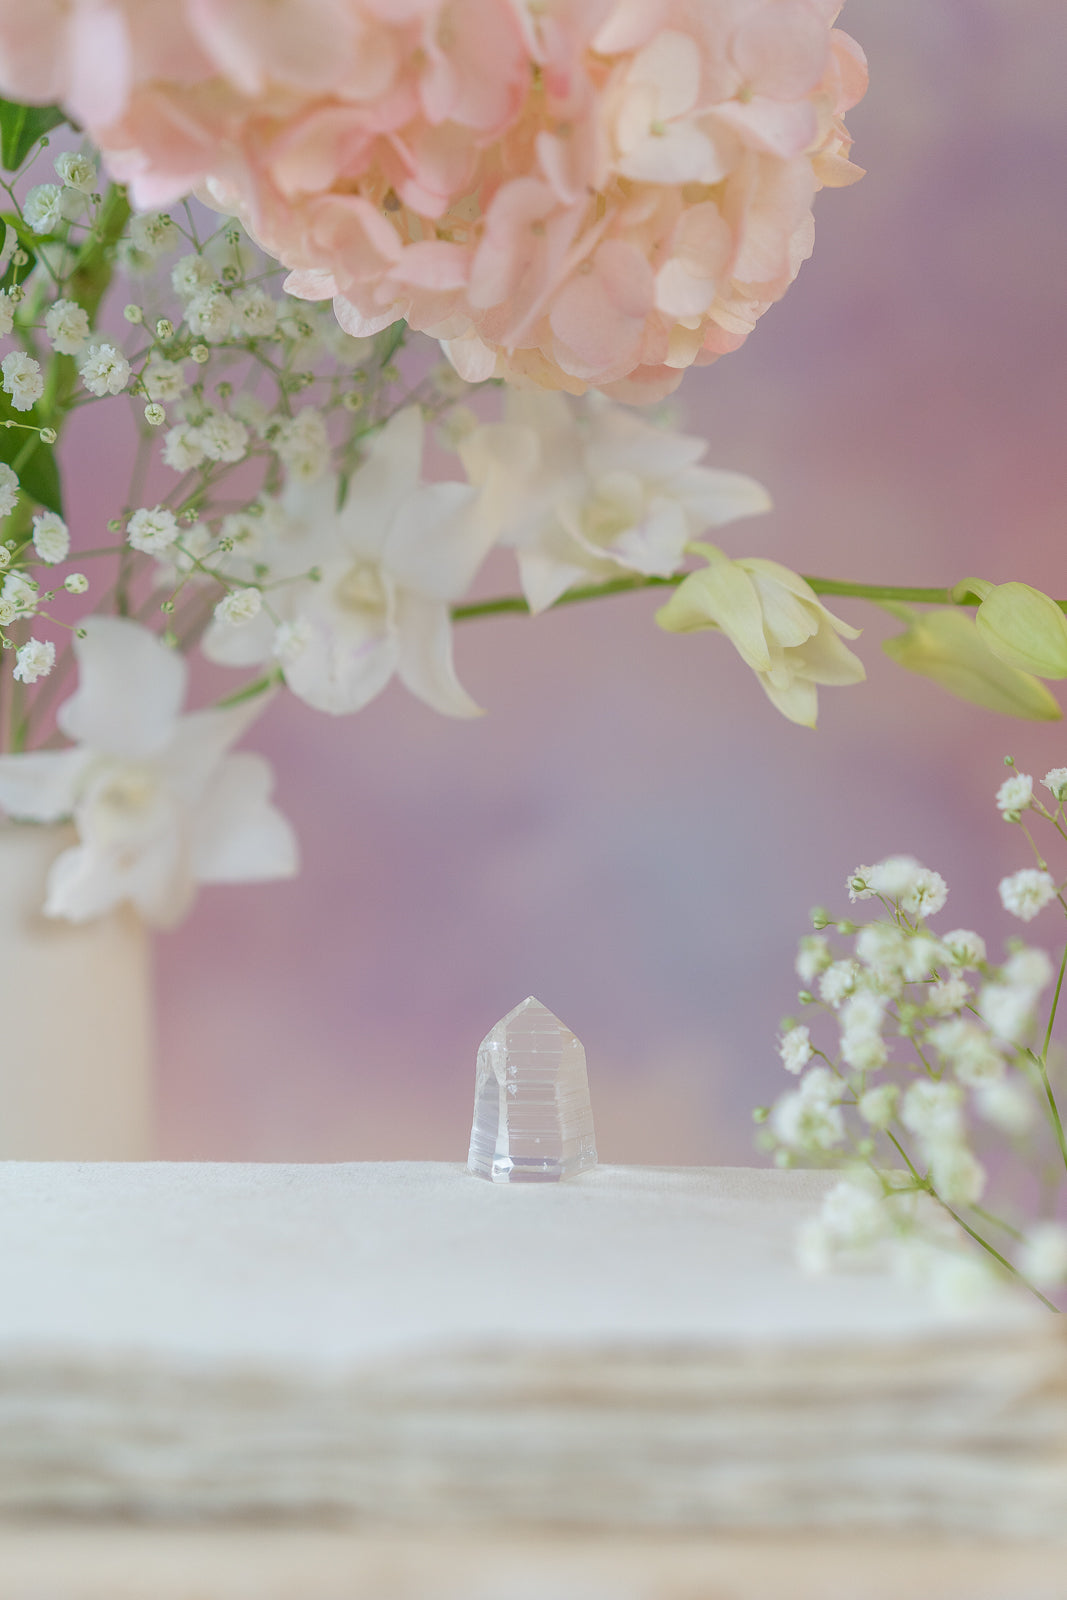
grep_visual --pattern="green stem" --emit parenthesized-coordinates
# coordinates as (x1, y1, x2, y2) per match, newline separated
(1040, 938, 1067, 1064)
(451, 575, 974, 625)
(938, 1201, 1058, 1312)
(215, 669, 283, 709)
(1029, 1049, 1067, 1179)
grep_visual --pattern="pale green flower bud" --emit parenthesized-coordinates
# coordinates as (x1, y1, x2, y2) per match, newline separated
(974, 583, 1067, 679)
(883, 609, 1061, 721)
(656, 546, 864, 728)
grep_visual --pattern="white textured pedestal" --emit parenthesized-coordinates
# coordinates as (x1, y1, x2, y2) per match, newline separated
(0, 1162, 1064, 1597)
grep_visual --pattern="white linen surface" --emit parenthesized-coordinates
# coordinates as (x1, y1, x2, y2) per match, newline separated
(0, 1161, 1037, 1366)
(0, 1162, 1063, 1534)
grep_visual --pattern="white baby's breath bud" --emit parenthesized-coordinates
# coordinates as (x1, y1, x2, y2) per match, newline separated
(129, 213, 178, 257)
(44, 298, 90, 355)
(999, 868, 1057, 923)
(230, 287, 277, 339)
(143, 358, 187, 403)
(273, 407, 330, 482)
(170, 254, 215, 300)
(771, 1089, 845, 1153)
(196, 412, 249, 464)
(31, 511, 69, 565)
(2, 574, 37, 616)
(1042, 767, 1067, 802)
(818, 959, 860, 1009)
(819, 1178, 888, 1251)
(1019, 1223, 1067, 1289)
(927, 1018, 1003, 1084)
(161, 423, 206, 472)
(925, 976, 969, 1016)
(1002, 947, 1054, 991)
(847, 866, 875, 902)
(929, 1142, 986, 1207)
(155, 318, 174, 342)
(127, 505, 179, 555)
(927, 1249, 999, 1311)
(63, 572, 89, 594)
(840, 1029, 887, 1072)
(979, 982, 1036, 1045)
(864, 856, 922, 902)
(901, 1080, 964, 1145)
(54, 150, 96, 195)
(795, 934, 831, 984)
(942, 929, 986, 970)
(272, 618, 312, 664)
(902, 867, 948, 920)
(996, 772, 1033, 814)
(901, 932, 947, 983)
(144, 403, 166, 427)
(79, 342, 130, 397)
(975, 1078, 1033, 1136)
(0, 289, 15, 338)
(777, 1024, 812, 1075)
(13, 636, 55, 683)
(123, 304, 144, 325)
(23, 183, 64, 233)
(1, 350, 43, 411)
(799, 1067, 847, 1106)
(186, 286, 232, 343)
(858, 1083, 899, 1130)
(0, 462, 18, 518)
(191, 344, 210, 365)
(214, 587, 262, 627)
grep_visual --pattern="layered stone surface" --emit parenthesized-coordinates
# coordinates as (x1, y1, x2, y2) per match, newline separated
(467, 997, 597, 1183)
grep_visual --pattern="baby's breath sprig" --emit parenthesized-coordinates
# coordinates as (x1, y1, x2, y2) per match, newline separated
(762, 764, 1067, 1310)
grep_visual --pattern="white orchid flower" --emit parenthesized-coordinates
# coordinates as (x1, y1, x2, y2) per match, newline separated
(459, 390, 772, 613)
(0, 617, 298, 926)
(203, 406, 491, 717)
(656, 545, 866, 727)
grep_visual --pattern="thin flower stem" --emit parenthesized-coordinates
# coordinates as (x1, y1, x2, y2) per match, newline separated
(215, 669, 283, 708)
(937, 1200, 1058, 1312)
(1028, 1049, 1067, 1178)
(972, 1204, 1024, 1242)
(886, 1130, 923, 1183)
(449, 574, 1018, 625)
(1040, 938, 1067, 1064)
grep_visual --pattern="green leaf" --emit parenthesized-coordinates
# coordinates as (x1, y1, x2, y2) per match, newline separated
(0, 100, 66, 172)
(0, 408, 62, 517)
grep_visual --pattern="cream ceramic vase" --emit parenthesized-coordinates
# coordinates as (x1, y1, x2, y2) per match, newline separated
(0, 822, 154, 1158)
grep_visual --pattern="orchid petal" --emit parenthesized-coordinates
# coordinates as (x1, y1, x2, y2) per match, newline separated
(190, 752, 299, 883)
(384, 481, 488, 600)
(283, 617, 398, 715)
(0, 748, 95, 823)
(157, 700, 270, 805)
(57, 617, 187, 759)
(394, 592, 482, 717)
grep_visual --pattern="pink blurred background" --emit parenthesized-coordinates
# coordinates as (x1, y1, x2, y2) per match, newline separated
(74, 0, 1067, 1163)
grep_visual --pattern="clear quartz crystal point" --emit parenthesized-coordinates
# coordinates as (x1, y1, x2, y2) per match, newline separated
(467, 997, 597, 1183)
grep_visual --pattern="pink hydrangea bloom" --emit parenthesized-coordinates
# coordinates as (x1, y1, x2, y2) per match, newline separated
(0, 0, 867, 398)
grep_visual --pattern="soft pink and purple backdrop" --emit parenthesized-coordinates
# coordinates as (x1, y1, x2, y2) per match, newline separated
(70, 0, 1067, 1162)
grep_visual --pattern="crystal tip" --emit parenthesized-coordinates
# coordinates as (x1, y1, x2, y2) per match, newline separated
(467, 995, 597, 1184)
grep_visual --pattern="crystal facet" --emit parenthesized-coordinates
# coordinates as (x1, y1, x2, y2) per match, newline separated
(467, 997, 598, 1183)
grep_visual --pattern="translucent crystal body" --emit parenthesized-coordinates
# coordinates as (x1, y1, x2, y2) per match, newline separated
(467, 997, 597, 1183)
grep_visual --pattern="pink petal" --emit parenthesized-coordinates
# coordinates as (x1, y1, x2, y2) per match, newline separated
(731, 1, 831, 101)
